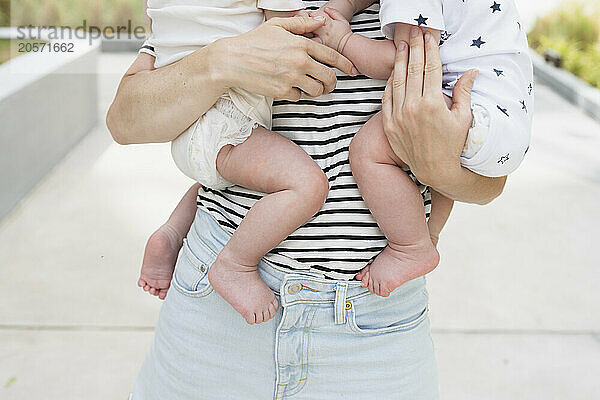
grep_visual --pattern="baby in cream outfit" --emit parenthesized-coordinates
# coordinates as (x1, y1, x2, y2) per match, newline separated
(146, 0, 331, 324)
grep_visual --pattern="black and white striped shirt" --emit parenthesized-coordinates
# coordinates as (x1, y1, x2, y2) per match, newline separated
(143, 1, 430, 280)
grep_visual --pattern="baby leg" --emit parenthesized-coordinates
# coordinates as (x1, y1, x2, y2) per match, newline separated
(428, 189, 454, 247)
(350, 111, 439, 297)
(209, 126, 329, 324)
(139, 183, 201, 300)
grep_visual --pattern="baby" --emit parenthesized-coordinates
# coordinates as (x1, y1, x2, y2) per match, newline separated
(139, 0, 533, 317)
(304, 0, 533, 295)
(139, 0, 344, 325)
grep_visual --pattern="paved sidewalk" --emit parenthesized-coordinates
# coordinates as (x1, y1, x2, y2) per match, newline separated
(1, 51, 599, 399)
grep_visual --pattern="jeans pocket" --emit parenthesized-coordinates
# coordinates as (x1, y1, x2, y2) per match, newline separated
(171, 238, 216, 298)
(348, 305, 428, 335)
(347, 289, 429, 335)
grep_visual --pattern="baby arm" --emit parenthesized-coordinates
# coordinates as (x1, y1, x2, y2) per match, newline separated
(312, 8, 440, 80)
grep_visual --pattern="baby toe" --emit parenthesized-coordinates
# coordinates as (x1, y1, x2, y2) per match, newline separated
(361, 272, 370, 288)
(368, 278, 375, 294)
(244, 313, 255, 325)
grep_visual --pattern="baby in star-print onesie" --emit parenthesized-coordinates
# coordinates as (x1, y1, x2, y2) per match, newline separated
(310, 0, 534, 296)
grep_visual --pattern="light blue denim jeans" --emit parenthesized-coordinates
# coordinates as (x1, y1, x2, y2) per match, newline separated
(131, 208, 439, 399)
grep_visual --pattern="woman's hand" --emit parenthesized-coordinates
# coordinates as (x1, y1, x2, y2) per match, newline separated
(382, 27, 477, 187)
(382, 27, 505, 205)
(214, 15, 357, 101)
(107, 15, 356, 145)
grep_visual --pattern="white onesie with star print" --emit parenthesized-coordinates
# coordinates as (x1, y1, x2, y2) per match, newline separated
(380, 0, 533, 177)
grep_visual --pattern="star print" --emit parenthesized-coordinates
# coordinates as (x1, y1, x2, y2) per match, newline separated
(471, 36, 486, 48)
(440, 31, 451, 46)
(524, 146, 529, 155)
(528, 83, 533, 95)
(517, 21, 522, 31)
(494, 68, 504, 77)
(498, 154, 510, 164)
(520, 100, 527, 113)
(491, 2, 501, 13)
(497, 105, 509, 117)
(414, 14, 428, 26)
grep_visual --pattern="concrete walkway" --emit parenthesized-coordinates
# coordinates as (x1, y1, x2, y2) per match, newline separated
(1, 50, 599, 399)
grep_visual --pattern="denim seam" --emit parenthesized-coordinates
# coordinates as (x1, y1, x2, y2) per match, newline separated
(334, 283, 348, 325)
(280, 284, 426, 307)
(274, 305, 289, 400)
(171, 241, 215, 297)
(280, 289, 369, 307)
(171, 273, 214, 298)
(285, 308, 316, 397)
(347, 306, 429, 335)
(181, 239, 209, 274)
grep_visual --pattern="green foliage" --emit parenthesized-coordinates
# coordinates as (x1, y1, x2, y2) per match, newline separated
(0, 0, 9, 26)
(528, 1, 600, 88)
(0, 39, 9, 64)
(2, 0, 148, 32)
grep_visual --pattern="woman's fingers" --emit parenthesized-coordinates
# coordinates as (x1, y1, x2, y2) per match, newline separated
(451, 69, 479, 114)
(382, 73, 394, 127)
(423, 31, 443, 97)
(281, 87, 303, 101)
(306, 58, 337, 93)
(269, 15, 326, 36)
(295, 74, 325, 97)
(392, 41, 409, 115)
(304, 37, 358, 76)
(406, 27, 425, 98)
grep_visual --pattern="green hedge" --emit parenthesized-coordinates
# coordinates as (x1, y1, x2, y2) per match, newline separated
(528, 1, 600, 88)
(0, 0, 148, 32)
(0, 39, 9, 64)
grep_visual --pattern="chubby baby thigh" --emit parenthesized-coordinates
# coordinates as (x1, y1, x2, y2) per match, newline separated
(349, 111, 406, 168)
(215, 125, 327, 195)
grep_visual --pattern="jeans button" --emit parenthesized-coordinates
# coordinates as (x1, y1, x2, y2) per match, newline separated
(288, 283, 302, 294)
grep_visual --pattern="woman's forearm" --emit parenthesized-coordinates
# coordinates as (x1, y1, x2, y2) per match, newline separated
(107, 45, 227, 145)
(427, 166, 506, 205)
(107, 16, 355, 145)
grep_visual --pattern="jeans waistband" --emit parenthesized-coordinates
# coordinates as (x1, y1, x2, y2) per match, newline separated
(189, 207, 426, 323)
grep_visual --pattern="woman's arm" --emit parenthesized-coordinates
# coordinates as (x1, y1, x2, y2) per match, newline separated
(382, 28, 506, 205)
(106, 46, 225, 144)
(106, 16, 356, 145)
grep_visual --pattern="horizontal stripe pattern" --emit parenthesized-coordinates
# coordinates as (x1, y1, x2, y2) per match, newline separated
(197, 2, 431, 280)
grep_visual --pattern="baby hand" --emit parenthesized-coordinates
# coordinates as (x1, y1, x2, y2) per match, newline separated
(310, 7, 353, 53)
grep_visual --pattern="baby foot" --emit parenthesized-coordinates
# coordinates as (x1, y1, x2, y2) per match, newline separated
(357, 241, 440, 297)
(208, 252, 279, 325)
(138, 223, 183, 300)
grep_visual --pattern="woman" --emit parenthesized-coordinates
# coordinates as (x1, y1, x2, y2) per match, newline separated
(107, 8, 507, 400)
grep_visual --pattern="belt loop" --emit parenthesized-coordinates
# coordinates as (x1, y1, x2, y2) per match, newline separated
(334, 283, 348, 325)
